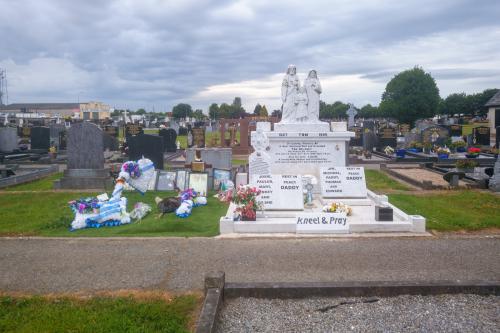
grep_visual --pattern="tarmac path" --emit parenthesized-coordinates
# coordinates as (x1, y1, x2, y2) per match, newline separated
(0, 236, 498, 293)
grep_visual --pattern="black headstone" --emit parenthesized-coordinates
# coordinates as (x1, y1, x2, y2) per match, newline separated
(349, 127, 363, 146)
(362, 121, 377, 151)
(422, 126, 449, 146)
(103, 133, 119, 151)
(448, 124, 462, 137)
(128, 134, 164, 169)
(59, 131, 67, 150)
(49, 124, 66, 150)
(67, 122, 104, 169)
(472, 126, 490, 146)
(159, 128, 177, 152)
(377, 126, 397, 149)
(495, 109, 500, 128)
(30, 126, 50, 150)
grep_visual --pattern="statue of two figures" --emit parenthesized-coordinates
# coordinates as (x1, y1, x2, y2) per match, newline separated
(281, 65, 322, 123)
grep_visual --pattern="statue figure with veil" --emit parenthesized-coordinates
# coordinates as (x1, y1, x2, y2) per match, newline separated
(279, 65, 323, 124)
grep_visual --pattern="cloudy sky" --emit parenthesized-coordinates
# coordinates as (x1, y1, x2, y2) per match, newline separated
(1, 0, 499, 113)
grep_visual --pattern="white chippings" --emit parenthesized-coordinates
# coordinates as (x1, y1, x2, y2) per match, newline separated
(216, 294, 499, 332)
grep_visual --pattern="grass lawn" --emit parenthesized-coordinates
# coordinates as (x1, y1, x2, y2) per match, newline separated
(0, 294, 199, 333)
(4, 172, 63, 191)
(389, 191, 500, 231)
(0, 190, 227, 237)
(365, 169, 410, 192)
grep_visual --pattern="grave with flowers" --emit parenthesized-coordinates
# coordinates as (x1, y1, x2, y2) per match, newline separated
(218, 66, 427, 235)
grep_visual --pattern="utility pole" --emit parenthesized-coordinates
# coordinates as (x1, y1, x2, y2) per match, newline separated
(0, 68, 8, 105)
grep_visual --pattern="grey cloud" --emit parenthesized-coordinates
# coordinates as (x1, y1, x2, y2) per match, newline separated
(0, 0, 499, 110)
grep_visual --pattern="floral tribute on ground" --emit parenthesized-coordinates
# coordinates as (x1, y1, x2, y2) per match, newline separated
(69, 157, 155, 230)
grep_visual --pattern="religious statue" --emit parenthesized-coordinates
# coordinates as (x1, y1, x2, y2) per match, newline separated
(281, 65, 300, 123)
(280, 65, 322, 124)
(304, 70, 322, 122)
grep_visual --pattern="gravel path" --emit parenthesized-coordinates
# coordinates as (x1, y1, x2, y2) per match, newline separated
(0, 237, 499, 293)
(216, 294, 500, 332)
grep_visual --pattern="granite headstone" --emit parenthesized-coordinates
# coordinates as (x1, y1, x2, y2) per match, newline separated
(128, 134, 164, 169)
(472, 126, 490, 146)
(30, 126, 50, 150)
(0, 127, 17, 152)
(422, 126, 449, 146)
(159, 128, 177, 152)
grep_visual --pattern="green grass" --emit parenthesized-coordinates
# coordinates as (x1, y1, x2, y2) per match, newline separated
(232, 159, 248, 166)
(4, 172, 63, 191)
(0, 190, 227, 237)
(365, 169, 410, 192)
(0, 294, 198, 333)
(389, 191, 500, 231)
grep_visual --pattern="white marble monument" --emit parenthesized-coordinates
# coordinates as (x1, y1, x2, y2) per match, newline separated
(220, 65, 426, 235)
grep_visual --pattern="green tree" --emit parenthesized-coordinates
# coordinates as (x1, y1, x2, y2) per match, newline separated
(469, 88, 499, 116)
(219, 103, 232, 119)
(193, 109, 206, 120)
(208, 103, 219, 119)
(172, 103, 193, 120)
(253, 103, 262, 115)
(439, 93, 470, 116)
(379, 66, 440, 125)
(230, 97, 245, 118)
(259, 105, 268, 117)
(136, 108, 147, 115)
(358, 104, 379, 118)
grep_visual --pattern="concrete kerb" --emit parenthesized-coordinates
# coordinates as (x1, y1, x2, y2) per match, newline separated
(195, 271, 225, 333)
(195, 273, 499, 332)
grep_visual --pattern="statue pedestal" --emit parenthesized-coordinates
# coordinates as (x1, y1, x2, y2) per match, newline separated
(274, 122, 330, 132)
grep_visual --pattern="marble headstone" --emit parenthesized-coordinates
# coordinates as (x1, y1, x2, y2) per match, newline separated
(346, 104, 357, 128)
(253, 174, 304, 210)
(320, 166, 367, 198)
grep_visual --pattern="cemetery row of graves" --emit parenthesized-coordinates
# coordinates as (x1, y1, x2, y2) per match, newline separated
(0, 109, 499, 236)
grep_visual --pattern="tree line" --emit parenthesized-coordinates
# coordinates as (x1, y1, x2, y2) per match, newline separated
(114, 67, 498, 126)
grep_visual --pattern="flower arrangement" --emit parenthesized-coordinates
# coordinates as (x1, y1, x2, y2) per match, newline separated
(232, 186, 262, 221)
(436, 147, 450, 155)
(456, 159, 478, 169)
(68, 197, 100, 214)
(121, 161, 141, 178)
(467, 147, 481, 154)
(180, 188, 197, 201)
(322, 202, 352, 216)
(451, 141, 466, 148)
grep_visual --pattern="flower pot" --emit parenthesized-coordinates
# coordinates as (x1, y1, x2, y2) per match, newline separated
(396, 149, 406, 158)
(457, 147, 466, 153)
(438, 153, 449, 159)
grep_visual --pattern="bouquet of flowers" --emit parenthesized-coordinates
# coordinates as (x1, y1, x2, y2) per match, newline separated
(322, 202, 352, 216)
(69, 198, 100, 214)
(436, 147, 451, 155)
(232, 186, 262, 221)
(121, 161, 141, 179)
(467, 147, 481, 155)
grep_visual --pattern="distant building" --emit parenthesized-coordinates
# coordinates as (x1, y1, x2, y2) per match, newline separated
(0, 101, 111, 120)
(485, 91, 500, 146)
(78, 101, 112, 120)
